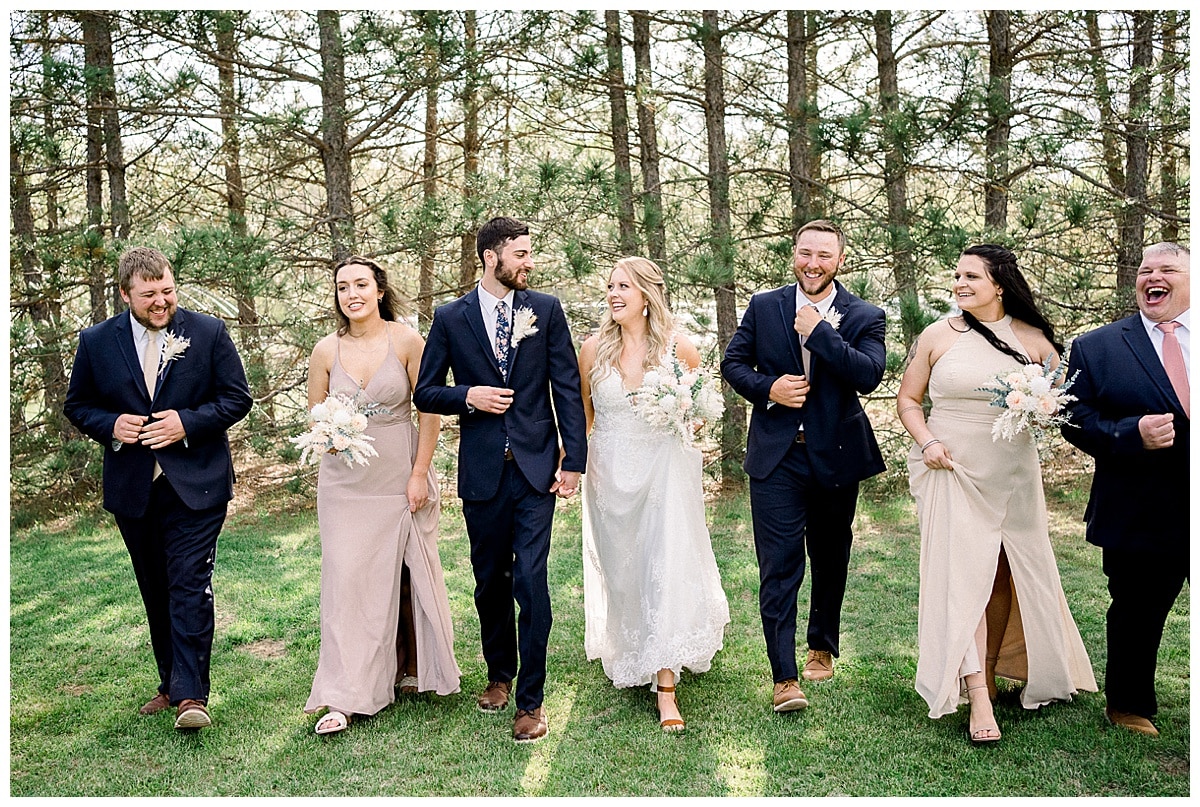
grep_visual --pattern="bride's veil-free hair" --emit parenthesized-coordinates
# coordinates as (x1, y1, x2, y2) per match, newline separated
(591, 257, 675, 383)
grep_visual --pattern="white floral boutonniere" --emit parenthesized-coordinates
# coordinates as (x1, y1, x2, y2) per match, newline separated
(158, 330, 191, 377)
(511, 307, 538, 347)
(821, 307, 843, 330)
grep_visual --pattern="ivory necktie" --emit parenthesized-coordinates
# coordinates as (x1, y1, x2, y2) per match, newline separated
(142, 329, 160, 397)
(495, 300, 511, 376)
(1157, 321, 1189, 418)
(800, 305, 816, 378)
(142, 331, 163, 480)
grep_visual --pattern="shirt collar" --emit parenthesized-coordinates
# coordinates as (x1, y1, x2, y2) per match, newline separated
(1140, 307, 1190, 337)
(129, 313, 150, 345)
(477, 282, 515, 314)
(795, 283, 838, 316)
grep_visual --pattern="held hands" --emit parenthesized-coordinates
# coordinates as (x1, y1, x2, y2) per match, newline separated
(551, 469, 580, 499)
(1139, 413, 1175, 450)
(794, 305, 822, 338)
(769, 374, 809, 408)
(467, 386, 515, 414)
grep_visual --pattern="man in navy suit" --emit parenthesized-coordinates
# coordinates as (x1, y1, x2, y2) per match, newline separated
(1062, 242, 1190, 738)
(64, 246, 252, 730)
(722, 219, 886, 713)
(414, 217, 587, 743)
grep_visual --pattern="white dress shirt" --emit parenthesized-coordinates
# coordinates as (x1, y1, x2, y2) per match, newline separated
(1140, 308, 1190, 384)
(477, 283, 516, 357)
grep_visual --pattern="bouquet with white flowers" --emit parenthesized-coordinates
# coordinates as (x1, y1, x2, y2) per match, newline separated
(292, 391, 390, 467)
(977, 356, 1077, 442)
(626, 346, 725, 444)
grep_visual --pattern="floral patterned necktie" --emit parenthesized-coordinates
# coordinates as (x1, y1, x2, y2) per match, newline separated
(496, 300, 511, 375)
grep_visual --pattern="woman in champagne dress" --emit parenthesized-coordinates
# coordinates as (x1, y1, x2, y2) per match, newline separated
(303, 256, 460, 735)
(897, 245, 1095, 743)
(578, 257, 730, 733)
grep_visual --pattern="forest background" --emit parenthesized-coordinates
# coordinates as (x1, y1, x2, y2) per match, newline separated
(7, 8, 1191, 519)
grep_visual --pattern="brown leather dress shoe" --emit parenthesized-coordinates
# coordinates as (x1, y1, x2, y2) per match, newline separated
(802, 649, 834, 682)
(1106, 708, 1159, 737)
(174, 699, 212, 730)
(139, 692, 171, 716)
(513, 707, 548, 743)
(772, 679, 809, 712)
(477, 681, 511, 713)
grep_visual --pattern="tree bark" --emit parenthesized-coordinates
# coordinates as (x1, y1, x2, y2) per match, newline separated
(1158, 10, 1179, 243)
(317, 10, 356, 260)
(874, 11, 918, 348)
(216, 11, 271, 422)
(459, 10, 481, 294)
(631, 11, 667, 269)
(605, 11, 639, 255)
(1114, 10, 1153, 318)
(79, 11, 111, 324)
(984, 11, 1012, 234)
(419, 11, 440, 326)
(785, 10, 813, 231)
(701, 10, 745, 486)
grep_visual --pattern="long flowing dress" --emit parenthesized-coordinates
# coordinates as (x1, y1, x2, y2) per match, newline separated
(908, 316, 1096, 718)
(305, 335, 461, 717)
(582, 358, 730, 689)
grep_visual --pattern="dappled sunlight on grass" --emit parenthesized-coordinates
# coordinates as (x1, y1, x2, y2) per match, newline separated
(716, 741, 767, 795)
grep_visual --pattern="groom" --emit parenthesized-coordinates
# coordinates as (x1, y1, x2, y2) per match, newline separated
(414, 216, 587, 743)
(722, 219, 886, 713)
(64, 246, 252, 730)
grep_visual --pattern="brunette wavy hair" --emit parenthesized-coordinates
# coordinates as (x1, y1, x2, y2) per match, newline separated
(958, 244, 1063, 363)
(331, 255, 401, 335)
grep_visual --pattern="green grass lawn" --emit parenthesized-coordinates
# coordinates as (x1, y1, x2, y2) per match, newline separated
(9, 485, 1189, 796)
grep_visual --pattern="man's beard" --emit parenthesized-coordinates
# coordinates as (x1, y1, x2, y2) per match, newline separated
(495, 255, 528, 291)
(132, 305, 176, 332)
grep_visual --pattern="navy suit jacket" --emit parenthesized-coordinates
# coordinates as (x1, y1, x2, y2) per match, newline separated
(1061, 314, 1190, 551)
(64, 307, 253, 519)
(414, 287, 588, 500)
(722, 280, 886, 487)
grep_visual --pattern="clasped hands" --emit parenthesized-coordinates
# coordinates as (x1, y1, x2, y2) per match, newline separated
(113, 410, 186, 448)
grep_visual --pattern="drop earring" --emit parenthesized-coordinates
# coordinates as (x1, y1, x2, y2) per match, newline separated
(642, 305, 648, 317)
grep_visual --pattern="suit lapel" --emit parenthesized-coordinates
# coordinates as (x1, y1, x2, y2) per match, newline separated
(1121, 317, 1182, 413)
(505, 290, 531, 381)
(154, 309, 188, 398)
(776, 285, 803, 372)
(462, 288, 504, 379)
(114, 313, 152, 404)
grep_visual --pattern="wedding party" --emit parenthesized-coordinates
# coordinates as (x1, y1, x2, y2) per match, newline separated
(10, 9, 1188, 798)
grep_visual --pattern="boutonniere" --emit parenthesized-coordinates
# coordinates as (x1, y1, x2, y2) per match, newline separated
(821, 307, 843, 330)
(511, 306, 539, 346)
(158, 330, 191, 376)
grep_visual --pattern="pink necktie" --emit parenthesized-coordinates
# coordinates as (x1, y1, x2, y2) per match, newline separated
(1156, 321, 1189, 418)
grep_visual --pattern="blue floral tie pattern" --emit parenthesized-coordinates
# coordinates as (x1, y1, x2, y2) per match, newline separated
(495, 300, 511, 376)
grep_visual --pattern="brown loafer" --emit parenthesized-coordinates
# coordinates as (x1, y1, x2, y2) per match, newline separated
(1106, 708, 1159, 737)
(478, 681, 511, 713)
(802, 649, 834, 682)
(139, 692, 171, 716)
(772, 679, 809, 712)
(513, 706, 548, 743)
(174, 699, 211, 730)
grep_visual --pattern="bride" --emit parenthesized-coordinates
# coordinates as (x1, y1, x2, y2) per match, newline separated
(578, 256, 730, 733)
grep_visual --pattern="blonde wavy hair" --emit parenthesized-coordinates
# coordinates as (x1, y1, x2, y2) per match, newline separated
(591, 257, 675, 382)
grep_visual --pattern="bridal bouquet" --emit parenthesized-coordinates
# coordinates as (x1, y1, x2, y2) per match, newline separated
(292, 391, 390, 467)
(626, 349, 725, 444)
(977, 356, 1077, 442)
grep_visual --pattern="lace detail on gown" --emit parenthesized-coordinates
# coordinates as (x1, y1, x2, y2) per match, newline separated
(582, 359, 730, 688)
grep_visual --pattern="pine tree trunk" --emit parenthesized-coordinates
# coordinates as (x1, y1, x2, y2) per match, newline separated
(631, 11, 667, 271)
(984, 11, 1012, 234)
(459, 10, 481, 294)
(1115, 11, 1153, 319)
(419, 12, 440, 326)
(786, 10, 813, 231)
(605, 11, 639, 256)
(79, 11, 110, 324)
(317, 10, 356, 261)
(1158, 10, 1179, 244)
(701, 10, 745, 487)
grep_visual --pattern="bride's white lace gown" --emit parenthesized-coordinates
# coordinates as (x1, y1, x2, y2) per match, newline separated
(582, 366, 730, 688)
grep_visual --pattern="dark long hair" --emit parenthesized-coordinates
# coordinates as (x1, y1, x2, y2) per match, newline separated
(332, 255, 400, 335)
(959, 244, 1064, 363)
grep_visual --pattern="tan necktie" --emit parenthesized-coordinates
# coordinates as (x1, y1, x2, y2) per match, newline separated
(800, 305, 815, 378)
(142, 330, 162, 480)
(1157, 321, 1189, 418)
(142, 330, 160, 397)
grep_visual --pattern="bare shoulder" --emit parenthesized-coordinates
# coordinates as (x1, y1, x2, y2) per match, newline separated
(311, 331, 339, 361)
(1010, 318, 1056, 363)
(920, 318, 962, 349)
(579, 332, 599, 360)
(672, 333, 702, 367)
